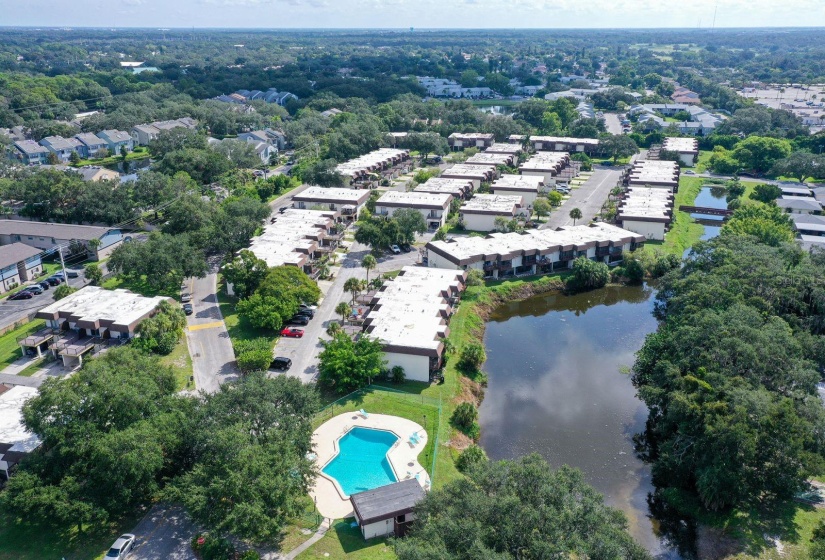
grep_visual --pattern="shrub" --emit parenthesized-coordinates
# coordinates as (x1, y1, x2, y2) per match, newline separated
(191, 534, 237, 560)
(458, 343, 486, 372)
(455, 444, 488, 473)
(566, 257, 609, 292)
(233, 338, 273, 373)
(239, 551, 261, 560)
(391, 365, 405, 384)
(465, 269, 484, 287)
(451, 402, 478, 431)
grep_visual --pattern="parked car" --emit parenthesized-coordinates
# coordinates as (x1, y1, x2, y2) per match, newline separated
(390, 244, 401, 254)
(287, 315, 309, 325)
(400, 243, 412, 253)
(104, 534, 136, 560)
(24, 285, 43, 295)
(9, 291, 33, 300)
(44, 277, 61, 286)
(280, 327, 304, 338)
(180, 293, 192, 303)
(684, 170, 695, 175)
(279, 206, 289, 214)
(299, 303, 318, 312)
(182, 303, 193, 316)
(296, 308, 314, 319)
(65, 269, 80, 279)
(38, 281, 50, 290)
(270, 356, 292, 370)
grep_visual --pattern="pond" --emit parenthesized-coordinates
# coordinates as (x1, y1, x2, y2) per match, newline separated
(683, 186, 727, 258)
(479, 284, 686, 558)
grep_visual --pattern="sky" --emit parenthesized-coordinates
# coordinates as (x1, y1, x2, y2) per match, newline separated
(3, 0, 825, 29)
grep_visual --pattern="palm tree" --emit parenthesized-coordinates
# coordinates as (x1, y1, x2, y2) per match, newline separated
(361, 254, 377, 284)
(344, 277, 363, 305)
(569, 207, 583, 225)
(326, 322, 343, 337)
(335, 301, 352, 325)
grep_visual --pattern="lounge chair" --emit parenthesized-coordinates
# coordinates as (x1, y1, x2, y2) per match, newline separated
(408, 433, 420, 446)
(359, 409, 369, 418)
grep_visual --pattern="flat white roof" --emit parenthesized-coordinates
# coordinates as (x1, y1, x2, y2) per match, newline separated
(441, 164, 496, 179)
(530, 136, 600, 146)
(376, 191, 452, 209)
(335, 149, 409, 178)
(366, 266, 465, 355)
(248, 209, 334, 267)
(491, 174, 544, 191)
(293, 186, 370, 204)
(662, 137, 699, 153)
(520, 152, 569, 173)
(414, 177, 473, 197)
(461, 194, 523, 214)
(449, 133, 494, 140)
(36, 286, 169, 331)
(0, 386, 41, 453)
(465, 153, 514, 166)
(427, 223, 644, 264)
(485, 143, 522, 155)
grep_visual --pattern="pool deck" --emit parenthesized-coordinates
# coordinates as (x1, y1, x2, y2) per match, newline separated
(310, 412, 430, 519)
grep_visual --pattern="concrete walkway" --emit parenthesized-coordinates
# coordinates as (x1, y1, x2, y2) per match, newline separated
(0, 355, 40, 375)
(260, 517, 333, 560)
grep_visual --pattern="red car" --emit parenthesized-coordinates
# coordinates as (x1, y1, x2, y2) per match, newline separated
(280, 327, 304, 338)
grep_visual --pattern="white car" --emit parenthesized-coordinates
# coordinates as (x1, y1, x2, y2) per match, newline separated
(390, 245, 401, 254)
(105, 534, 136, 559)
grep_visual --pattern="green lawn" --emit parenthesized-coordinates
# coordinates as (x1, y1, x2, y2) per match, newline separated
(159, 338, 194, 390)
(470, 98, 522, 107)
(71, 148, 151, 168)
(216, 278, 277, 347)
(102, 276, 178, 299)
(0, 510, 146, 560)
(16, 357, 45, 377)
(0, 319, 45, 370)
(591, 155, 633, 165)
(296, 520, 396, 560)
(694, 150, 713, 172)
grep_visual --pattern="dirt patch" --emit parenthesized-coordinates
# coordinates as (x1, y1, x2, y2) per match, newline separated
(696, 524, 744, 560)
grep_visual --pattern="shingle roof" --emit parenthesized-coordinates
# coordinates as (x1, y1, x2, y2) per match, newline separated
(351, 479, 425, 525)
(0, 220, 114, 241)
(0, 243, 41, 270)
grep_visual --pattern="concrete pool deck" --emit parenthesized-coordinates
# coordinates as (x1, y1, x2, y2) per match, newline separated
(310, 412, 430, 519)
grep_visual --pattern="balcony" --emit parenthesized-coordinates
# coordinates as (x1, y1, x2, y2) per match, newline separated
(498, 261, 513, 270)
(559, 251, 575, 261)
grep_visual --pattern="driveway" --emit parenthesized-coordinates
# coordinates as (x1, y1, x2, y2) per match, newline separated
(542, 167, 623, 229)
(0, 270, 87, 331)
(184, 269, 238, 393)
(603, 113, 625, 135)
(128, 505, 197, 560)
(272, 241, 422, 384)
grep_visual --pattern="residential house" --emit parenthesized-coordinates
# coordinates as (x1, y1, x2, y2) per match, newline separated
(73, 133, 108, 159)
(39, 136, 84, 162)
(13, 140, 50, 165)
(777, 196, 823, 215)
(0, 243, 43, 293)
(97, 130, 134, 155)
(238, 128, 286, 150)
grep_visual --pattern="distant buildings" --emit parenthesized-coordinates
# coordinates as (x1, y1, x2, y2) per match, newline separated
(447, 133, 495, 151)
(214, 88, 298, 107)
(12, 140, 50, 165)
(237, 128, 287, 151)
(671, 86, 701, 105)
(97, 130, 135, 154)
(335, 149, 411, 188)
(629, 104, 724, 136)
(417, 77, 493, 99)
(130, 118, 198, 146)
(0, 221, 125, 261)
(528, 136, 599, 154)
(73, 133, 109, 159)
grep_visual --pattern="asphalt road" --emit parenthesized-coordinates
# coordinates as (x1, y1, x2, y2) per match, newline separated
(0, 269, 88, 331)
(128, 505, 197, 560)
(272, 240, 421, 384)
(603, 113, 625, 135)
(184, 268, 238, 393)
(542, 166, 623, 229)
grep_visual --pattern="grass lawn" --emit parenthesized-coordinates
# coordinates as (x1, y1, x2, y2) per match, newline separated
(591, 155, 633, 165)
(470, 98, 522, 107)
(694, 150, 713, 172)
(159, 338, 194, 390)
(295, 520, 396, 560)
(0, 319, 45, 370)
(71, 149, 151, 168)
(216, 278, 278, 348)
(0, 509, 146, 560)
(16, 357, 45, 377)
(645, 176, 706, 256)
(102, 275, 178, 299)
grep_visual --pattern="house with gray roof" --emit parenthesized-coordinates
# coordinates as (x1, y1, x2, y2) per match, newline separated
(73, 133, 108, 159)
(350, 472, 426, 539)
(97, 130, 134, 155)
(0, 243, 43, 293)
(0, 221, 125, 261)
(13, 141, 50, 165)
(39, 136, 84, 162)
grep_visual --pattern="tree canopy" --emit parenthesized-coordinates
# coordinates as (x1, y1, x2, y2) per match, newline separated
(318, 333, 386, 393)
(395, 454, 651, 560)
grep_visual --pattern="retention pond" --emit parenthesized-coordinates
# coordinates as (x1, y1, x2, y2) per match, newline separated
(479, 284, 684, 558)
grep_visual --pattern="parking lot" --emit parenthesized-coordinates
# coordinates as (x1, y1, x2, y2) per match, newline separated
(0, 267, 87, 331)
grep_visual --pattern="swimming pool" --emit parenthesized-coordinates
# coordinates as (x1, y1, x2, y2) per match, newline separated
(322, 427, 399, 497)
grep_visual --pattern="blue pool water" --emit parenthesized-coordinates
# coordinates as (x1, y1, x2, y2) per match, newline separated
(322, 427, 399, 496)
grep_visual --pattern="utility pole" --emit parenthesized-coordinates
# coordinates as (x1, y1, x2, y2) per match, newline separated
(57, 245, 68, 285)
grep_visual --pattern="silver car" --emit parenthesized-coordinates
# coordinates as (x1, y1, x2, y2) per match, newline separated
(104, 534, 136, 559)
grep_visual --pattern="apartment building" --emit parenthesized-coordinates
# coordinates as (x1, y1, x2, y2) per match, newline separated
(460, 194, 524, 232)
(414, 177, 474, 200)
(374, 191, 453, 230)
(246, 209, 339, 275)
(529, 136, 599, 154)
(662, 137, 699, 166)
(489, 174, 544, 206)
(617, 187, 675, 241)
(518, 152, 571, 185)
(292, 187, 371, 220)
(447, 133, 495, 150)
(426, 223, 646, 278)
(440, 164, 497, 190)
(335, 149, 411, 188)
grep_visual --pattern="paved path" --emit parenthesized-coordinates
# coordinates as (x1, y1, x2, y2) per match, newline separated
(185, 270, 238, 393)
(129, 505, 197, 560)
(603, 113, 625, 135)
(0, 372, 43, 387)
(542, 166, 623, 229)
